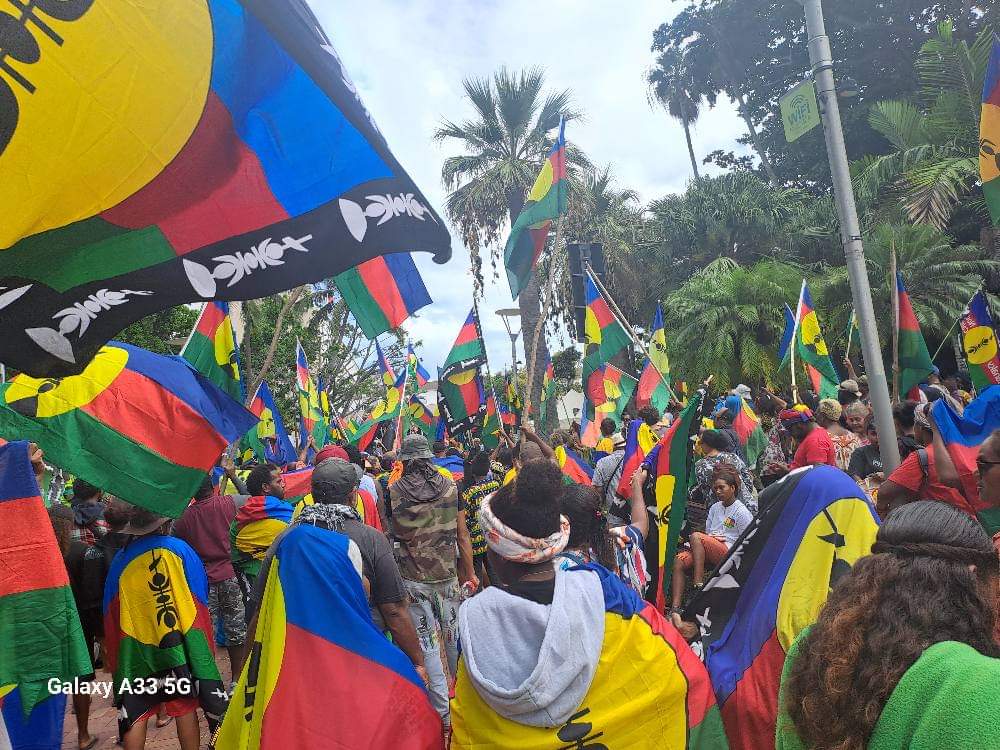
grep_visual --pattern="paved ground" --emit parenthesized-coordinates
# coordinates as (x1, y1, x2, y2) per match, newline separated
(62, 653, 233, 750)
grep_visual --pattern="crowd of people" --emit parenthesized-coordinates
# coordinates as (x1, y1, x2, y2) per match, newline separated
(30, 367, 1000, 749)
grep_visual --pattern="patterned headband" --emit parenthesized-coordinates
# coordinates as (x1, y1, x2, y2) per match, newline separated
(478, 493, 569, 564)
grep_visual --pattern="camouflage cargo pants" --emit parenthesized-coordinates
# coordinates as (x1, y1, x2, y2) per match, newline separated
(405, 578, 460, 723)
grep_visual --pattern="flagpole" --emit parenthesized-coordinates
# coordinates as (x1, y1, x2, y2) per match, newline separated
(790, 280, 805, 403)
(890, 244, 900, 403)
(586, 267, 679, 403)
(930, 286, 979, 363)
(522, 216, 564, 432)
(392, 344, 410, 453)
(178, 302, 207, 358)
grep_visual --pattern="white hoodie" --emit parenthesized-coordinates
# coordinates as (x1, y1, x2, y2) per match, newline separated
(456, 567, 606, 728)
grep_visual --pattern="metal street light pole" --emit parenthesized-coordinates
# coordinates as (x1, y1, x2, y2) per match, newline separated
(799, 0, 900, 471)
(496, 308, 522, 382)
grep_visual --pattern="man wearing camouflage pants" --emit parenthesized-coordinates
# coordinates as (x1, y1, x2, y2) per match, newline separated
(389, 435, 478, 725)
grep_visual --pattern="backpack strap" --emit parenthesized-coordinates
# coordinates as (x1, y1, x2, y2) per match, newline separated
(916, 448, 929, 478)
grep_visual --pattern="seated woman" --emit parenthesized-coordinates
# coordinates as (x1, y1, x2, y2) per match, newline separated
(777, 500, 1000, 749)
(671, 465, 753, 612)
(451, 460, 725, 748)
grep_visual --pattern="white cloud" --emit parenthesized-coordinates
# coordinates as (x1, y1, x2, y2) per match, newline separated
(311, 0, 748, 372)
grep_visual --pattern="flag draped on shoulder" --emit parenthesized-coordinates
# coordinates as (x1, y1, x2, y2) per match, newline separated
(0, 0, 451, 378)
(981, 34, 1000, 224)
(637, 304, 671, 413)
(0, 442, 92, 725)
(244, 381, 297, 466)
(451, 565, 727, 749)
(438, 310, 487, 436)
(335, 254, 432, 339)
(652, 392, 703, 613)
(931, 385, 1000, 519)
(216, 524, 442, 749)
(181, 301, 243, 401)
(503, 118, 567, 299)
(794, 282, 839, 398)
(959, 290, 1000, 391)
(0, 342, 256, 517)
(683, 466, 879, 750)
(895, 273, 934, 397)
(103, 535, 226, 736)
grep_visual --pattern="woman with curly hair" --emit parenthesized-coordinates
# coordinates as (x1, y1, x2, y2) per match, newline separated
(777, 500, 1000, 749)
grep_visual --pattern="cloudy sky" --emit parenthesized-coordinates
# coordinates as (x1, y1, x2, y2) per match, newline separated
(313, 0, 748, 372)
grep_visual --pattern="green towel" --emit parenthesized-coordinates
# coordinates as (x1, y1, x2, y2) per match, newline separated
(777, 628, 1000, 749)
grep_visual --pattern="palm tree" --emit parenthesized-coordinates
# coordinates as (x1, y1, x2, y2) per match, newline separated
(434, 67, 590, 418)
(817, 224, 1000, 351)
(647, 48, 703, 179)
(663, 257, 803, 389)
(853, 22, 993, 230)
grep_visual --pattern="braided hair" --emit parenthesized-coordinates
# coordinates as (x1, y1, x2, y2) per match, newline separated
(559, 484, 616, 570)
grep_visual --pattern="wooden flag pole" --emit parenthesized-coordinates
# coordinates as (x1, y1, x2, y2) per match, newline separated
(790, 280, 805, 404)
(522, 216, 564, 430)
(890, 243, 900, 404)
(586, 267, 678, 403)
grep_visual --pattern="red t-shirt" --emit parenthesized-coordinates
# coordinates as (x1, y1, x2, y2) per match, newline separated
(790, 427, 837, 470)
(885, 444, 977, 517)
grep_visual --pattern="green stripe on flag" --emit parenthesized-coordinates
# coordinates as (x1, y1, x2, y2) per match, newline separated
(334, 265, 389, 340)
(1, 218, 176, 292)
(181, 331, 241, 401)
(0, 585, 92, 714)
(0, 389, 207, 518)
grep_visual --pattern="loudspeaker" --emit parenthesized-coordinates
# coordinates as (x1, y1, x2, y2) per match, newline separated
(567, 243, 606, 343)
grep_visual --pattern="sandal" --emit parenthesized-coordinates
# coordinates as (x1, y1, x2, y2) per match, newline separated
(79, 738, 99, 750)
(155, 715, 173, 728)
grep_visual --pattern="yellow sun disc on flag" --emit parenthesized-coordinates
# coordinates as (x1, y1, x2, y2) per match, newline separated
(799, 311, 829, 356)
(775, 497, 877, 651)
(118, 548, 198, 647)
(0, 1, 212, 247)
(981, 104, 1000, 184)
(963, 325, 998, 365)
(448, 368, 478, 386)
(526, 160, 554, 203)
(5, 344, 128, 418)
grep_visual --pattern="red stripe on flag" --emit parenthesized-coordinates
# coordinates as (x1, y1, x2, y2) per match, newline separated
(357, 257, 408, 328)
(718, 630, 786, 750)
(454, 322, 478, 347)
(81, 368, 228, 470)
(0, 496, 69, 596)
(194, 302, 226, 338)
(637, 604, 717, 729)
(101, 93, 288, 255)
(259, 623, 442, 747)
(549, 146, 567, 181)
(588, 297, 616, 330)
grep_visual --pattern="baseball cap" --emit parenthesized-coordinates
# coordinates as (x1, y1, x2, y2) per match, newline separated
(313, 458, 361, 498)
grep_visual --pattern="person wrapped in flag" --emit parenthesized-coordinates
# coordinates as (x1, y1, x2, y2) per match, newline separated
(103, 505, 227, 745)
(450, 460, 727, 748)
(215, 458, 442, 750)
(230, 465, 294, 582)
(777, 502, 999, 750)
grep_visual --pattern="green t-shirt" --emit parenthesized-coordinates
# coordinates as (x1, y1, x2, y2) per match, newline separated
(777, 627, 1000, 749)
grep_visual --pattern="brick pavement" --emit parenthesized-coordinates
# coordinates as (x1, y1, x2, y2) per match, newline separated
(61, 652, 233, 750)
